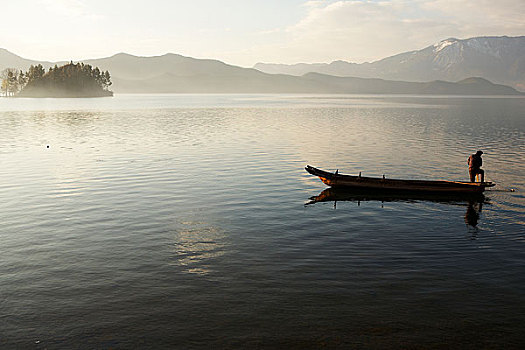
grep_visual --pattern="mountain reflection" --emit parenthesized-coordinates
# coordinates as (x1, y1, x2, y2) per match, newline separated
(307, 188, 487, 229)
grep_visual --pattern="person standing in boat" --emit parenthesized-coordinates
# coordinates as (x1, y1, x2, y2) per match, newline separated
(467, 150, 485, 182)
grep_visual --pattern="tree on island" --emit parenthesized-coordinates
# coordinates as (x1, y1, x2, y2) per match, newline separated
(1, 68, 24, 96)
(1, 62, 113, 97)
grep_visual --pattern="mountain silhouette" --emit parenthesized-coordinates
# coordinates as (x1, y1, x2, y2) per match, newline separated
(254, 36, 525, 91)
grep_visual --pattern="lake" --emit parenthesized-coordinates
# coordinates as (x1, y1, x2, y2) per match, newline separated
(1, 94, 524, 349)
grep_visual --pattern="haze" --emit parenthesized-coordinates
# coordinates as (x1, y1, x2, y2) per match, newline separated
(2, 0, 524, 67)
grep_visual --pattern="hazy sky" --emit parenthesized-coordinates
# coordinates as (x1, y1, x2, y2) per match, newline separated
(2, 0, 524, 66)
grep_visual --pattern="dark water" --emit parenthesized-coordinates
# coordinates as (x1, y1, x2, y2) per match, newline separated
(1, 95, 524, 349)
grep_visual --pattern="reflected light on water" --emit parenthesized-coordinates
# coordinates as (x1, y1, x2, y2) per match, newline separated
(172, 221, 227, 276)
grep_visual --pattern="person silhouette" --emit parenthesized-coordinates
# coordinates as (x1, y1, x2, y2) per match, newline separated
(467, 150, 485, 182)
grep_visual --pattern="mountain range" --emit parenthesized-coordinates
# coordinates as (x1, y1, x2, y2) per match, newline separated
(255, 36, 525, 91)
(0, 36, 523, 95)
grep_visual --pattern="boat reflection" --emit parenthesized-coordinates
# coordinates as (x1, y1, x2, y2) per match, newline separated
(307, 187, 487, 230)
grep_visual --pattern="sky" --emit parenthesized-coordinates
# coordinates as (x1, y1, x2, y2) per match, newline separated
(1, 0, 524, 67)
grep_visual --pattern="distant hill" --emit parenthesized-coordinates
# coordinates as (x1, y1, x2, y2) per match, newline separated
(300, 73, 520, 95)
(0, 48, 64, 72)
(0, 42, 523, 95)
(84, 53, 253, 80)
(109, 70, 520, 95)
(254, 36, 525, 91)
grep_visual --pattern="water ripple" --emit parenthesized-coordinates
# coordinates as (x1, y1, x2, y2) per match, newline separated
(1, 95, 524, 348)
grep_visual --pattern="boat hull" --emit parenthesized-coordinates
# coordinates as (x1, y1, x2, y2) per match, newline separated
(305, 165, 494, 193)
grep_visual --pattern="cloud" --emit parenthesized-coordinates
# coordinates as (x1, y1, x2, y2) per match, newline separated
(38, 0, 101, 19)
(257, 28, 283, 35)
(251, 0, 525, 64)
(423, 0, 525, 34)
(3, 0, 524, 67)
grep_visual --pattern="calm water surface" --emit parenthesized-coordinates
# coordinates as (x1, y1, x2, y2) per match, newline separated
(1, 94, 524, 349)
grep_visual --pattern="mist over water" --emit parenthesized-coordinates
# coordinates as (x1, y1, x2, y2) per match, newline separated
(1, 95, 524, 348)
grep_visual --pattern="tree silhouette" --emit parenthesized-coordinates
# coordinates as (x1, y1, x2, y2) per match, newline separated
(1, 68, 21, 96)
(12, 62, 113, 97)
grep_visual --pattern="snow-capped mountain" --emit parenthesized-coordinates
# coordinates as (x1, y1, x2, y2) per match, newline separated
(254, 36, 525, 91)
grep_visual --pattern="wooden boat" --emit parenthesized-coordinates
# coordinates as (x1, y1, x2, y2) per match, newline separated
(305, 165, 495, 193)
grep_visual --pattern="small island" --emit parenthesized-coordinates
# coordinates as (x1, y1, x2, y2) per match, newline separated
(2, 62, 113, 98)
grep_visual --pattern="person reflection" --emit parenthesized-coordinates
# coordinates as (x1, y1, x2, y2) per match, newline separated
(464, 200, 483, 230)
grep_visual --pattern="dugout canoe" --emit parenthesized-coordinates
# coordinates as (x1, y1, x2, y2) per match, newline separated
(305, 165, 495, 193)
